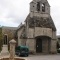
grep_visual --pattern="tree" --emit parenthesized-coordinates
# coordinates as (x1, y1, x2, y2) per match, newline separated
(57, 41, 59, 49)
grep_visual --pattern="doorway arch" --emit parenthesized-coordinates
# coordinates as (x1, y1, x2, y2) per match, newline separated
(35, 36, 51, 53)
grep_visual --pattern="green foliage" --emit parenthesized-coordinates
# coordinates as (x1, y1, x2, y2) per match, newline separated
(57, 48, 60, 53)
(57, 41, 60, 49)
(56, 41, 60, 53)
(0, 27, 2, 51)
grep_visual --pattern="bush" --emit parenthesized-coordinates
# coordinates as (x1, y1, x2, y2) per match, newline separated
(57, 48, 60, 53)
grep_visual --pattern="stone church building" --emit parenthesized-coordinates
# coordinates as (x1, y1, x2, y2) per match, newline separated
(0, 0, 57, 54)
(17, 0, 57, 54)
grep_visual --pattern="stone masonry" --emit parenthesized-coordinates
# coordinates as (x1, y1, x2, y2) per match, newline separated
(17, 0, 57, 54)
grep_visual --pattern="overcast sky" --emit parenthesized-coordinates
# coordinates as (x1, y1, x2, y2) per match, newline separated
(0, 0, 60, 35)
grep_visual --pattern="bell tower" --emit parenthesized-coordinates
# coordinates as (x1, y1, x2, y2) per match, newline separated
(30, 0, 50, 17)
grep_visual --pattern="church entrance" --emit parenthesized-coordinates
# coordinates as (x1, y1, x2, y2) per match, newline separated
(36, 36, 51, 53)
(36, 37, 42, 53)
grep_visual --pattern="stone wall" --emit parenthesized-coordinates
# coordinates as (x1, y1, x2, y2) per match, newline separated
(42, 38, 50, 53)
(27, 27, 55, 38)
(50, 40, 57, 53)
(18, 39, 26, 46)
(30, 0, 50, 17)
(26, 39, 36, 53)
(17, 27, 24, 46)
(35, 27, 52, 38)
(17, 0, 57, 54)
(2, 26, 17, 41)
(26, 27, 57, 53)
(1, 26, 17, 50)
(30, 12, 49, 18)
(0, 26, 17, 50)
(28, 28, 34, 38)
(27, 27, 53, 38)
(52, 31, 56, 39)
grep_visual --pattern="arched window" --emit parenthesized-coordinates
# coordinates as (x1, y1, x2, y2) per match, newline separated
(37, 2, 40, 11)
(4, 34, 8, 44)
(42, 3, 45, 12)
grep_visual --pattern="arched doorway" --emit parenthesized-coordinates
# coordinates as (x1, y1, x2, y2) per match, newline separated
(35, 36, 51, 53)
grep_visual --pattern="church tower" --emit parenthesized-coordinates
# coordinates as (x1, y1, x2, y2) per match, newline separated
(18, 0, 57, 54)
(25, 0, 56, 31)
(30, 0, 50, 17)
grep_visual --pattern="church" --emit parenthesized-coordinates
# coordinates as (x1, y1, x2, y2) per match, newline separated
(0, 0, 57, 54)
(17, 0, 57, 54)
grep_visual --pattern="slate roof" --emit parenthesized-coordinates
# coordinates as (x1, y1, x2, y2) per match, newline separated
(2, 26, 17, 30)
(25, 14, 56, 31)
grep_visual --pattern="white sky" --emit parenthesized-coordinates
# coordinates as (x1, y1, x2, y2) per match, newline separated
(0, 0, 60, 35)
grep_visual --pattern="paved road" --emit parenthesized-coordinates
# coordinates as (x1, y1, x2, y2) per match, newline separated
(0, 54, 60, 60)
(23, 54, 60, 60)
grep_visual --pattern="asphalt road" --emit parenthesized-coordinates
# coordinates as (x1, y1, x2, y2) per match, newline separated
(0, 54, 60, 60)
(23, 54, 60, 60)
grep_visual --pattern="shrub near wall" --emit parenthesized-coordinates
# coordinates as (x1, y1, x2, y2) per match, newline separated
(0, 27, 2, 51)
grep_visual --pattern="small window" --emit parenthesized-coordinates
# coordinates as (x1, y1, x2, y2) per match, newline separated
(42, 3, 45, 12)
(33, 6, 34, 7)
(37, 2, 40, 11)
